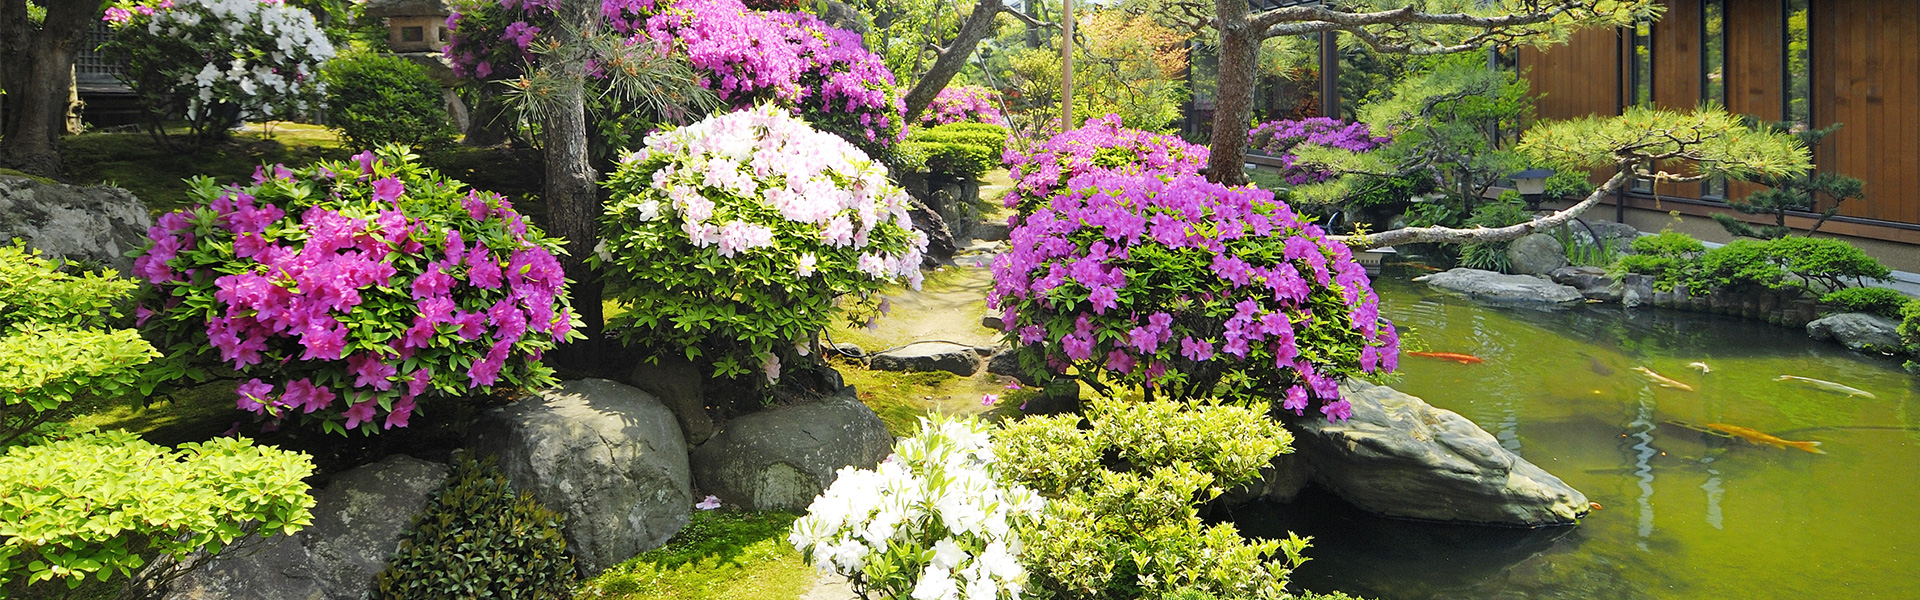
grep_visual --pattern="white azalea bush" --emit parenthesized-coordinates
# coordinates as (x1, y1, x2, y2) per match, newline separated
(101, 0, 334, 140)
(598, 104, 928, 379)
(789, 417, 1044, 600)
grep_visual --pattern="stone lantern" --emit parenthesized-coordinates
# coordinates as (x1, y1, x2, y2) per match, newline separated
(366, 0, 453, 54)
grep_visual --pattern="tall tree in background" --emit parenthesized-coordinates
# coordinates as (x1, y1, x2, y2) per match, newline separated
(1150, 0, 1658, 186)
(0, 0, 104, 177)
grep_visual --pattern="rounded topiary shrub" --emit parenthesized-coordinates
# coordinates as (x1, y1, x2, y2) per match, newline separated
(597, 105, 928, 380)
(373, 455, 575, 599)
(132, 146, 583, 433)
(987, 170, 1398, 418)
(322, 52, 455, 151)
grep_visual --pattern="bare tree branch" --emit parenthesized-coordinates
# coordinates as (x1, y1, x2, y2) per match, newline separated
(1333, 171, 1631, 249)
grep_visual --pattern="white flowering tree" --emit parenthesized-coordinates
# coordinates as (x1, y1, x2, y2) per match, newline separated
(790, 417, 1044, 600)
(100, 0, 334, 143)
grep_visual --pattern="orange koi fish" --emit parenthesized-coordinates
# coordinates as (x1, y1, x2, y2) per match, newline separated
(1633, 366, 1695, 392)
(1403, 263, 1444, 272)
(1704, 423, 1826, 454)
(1407, 351, 1484, 364)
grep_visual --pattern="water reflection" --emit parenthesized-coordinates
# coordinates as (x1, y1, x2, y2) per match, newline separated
(1627, 391, 1658, 551)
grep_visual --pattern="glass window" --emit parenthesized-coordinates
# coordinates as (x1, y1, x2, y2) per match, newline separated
(1630, 20, 1654, 192)
(1702, 0, 1727, 198)
(1785, 0, 1812, 128)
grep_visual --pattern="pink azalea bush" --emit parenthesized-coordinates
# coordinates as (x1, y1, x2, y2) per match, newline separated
(597, 105, 927, 379)
(1248, 117, 1389, 184)
(919, 85, 1004, 127)
(133, 147, 583, 433)
(988, 128, 1396, 419)
(446, 0, 903, 148)
(1000, 114, 1208, 213)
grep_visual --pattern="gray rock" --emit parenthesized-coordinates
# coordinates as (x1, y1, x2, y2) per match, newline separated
(1620, 273, 1656, 308)
(1549, 266, 1621, 303)
(164, 455, 449, 600)
(1585, 220, 1640, 242)
(1282, 381, 1589, 526)
(868, 341, 982, 376)
(830, 342, 866, 359)
(1416, 268, 1584, 305)
(1807, 312, 1904, 353)
(972, 220, 1011, 242)
(629, 355, 717, 445)
(1505, 233, 1570, 276)
(0, 175, 152, 274)
(908, 198, 956, 263)
(689, 390, 893, 512)
(986, 348, 1039, 386)
(468, 378, 691, 575)
(981, 311, 1006, 331)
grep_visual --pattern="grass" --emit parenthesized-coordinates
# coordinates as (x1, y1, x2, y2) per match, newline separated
(830, 357, 1036, 435)
(577, 511, 816, 600)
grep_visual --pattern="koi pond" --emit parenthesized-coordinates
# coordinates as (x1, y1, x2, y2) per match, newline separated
(1237, 271, 1920, 600)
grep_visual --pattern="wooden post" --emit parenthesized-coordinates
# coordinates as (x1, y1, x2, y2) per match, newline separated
(1060, 0, 1073, 131)
(1318, 30, 1339, 118)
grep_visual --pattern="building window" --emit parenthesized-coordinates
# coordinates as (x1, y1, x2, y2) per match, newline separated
(1702, 0, 1727, 198)
(402, 26, 424, 42)
(1784, 0, 1812, 128)
(1629, 19, 1653, 191)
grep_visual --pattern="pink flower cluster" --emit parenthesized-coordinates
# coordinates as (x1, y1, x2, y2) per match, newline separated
(919, 85, 1004, 127)
(134, 150, 579, 432)
(1248, 117, 1389, 185)
(987, 127, 1395, 421)
(1001, 114, 1208, 212)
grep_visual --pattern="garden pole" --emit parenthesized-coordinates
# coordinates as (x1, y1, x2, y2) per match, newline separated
(1060, 0, 1073, 131)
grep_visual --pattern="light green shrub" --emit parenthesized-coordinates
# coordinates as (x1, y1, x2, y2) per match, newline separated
(373, 455, 575, 599)
(896, 123, 1010, 180)
(996, 399, 1310, 600)
(1614, 231, 1705, 291)
(0, 244, 157, 441)
(1820, 287, 1908, 319)
(322, 51, 456, 151)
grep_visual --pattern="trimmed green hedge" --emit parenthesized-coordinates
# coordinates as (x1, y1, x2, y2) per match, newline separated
(1821, 286, 1908, 319)
(895, 123, 1009, 179)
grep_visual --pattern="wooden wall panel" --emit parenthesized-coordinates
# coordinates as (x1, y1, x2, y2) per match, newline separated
(1724, 0, 1784, 205)
(1653, 0, 1703, 197)
(1817, 0, 1920, 224)
(1520, 26, 1620, 122)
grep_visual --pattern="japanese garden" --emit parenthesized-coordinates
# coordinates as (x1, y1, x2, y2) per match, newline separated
(3, 0, 1918, 598)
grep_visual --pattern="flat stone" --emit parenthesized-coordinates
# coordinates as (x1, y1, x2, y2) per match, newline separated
(1417, 268, 1584, 305)
(689, 390, 893, 512)
(468, 379, 691, 575)
(1807, 312, 1904, 353)
(868, 341, 982, 376)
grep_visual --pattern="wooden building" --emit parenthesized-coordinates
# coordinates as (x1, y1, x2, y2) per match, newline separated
(1521, 0, 1920, 262)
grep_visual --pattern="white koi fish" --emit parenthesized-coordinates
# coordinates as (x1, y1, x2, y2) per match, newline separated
(1775, 375, 1876, 399)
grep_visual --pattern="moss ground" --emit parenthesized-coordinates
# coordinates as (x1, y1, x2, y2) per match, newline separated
(577, 511, 816, 600)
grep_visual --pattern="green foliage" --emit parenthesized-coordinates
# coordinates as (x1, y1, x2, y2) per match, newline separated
(1715, 120, 1867, 239)
(322, 51, 456, 151)
(1352, 55, 1531, 202)
(1820, 286, 1908, 319)
(374, 455, 575, 599)
(997, 399, 1309, 600)
(579, 511, 812, 600)
(0, 430, 315, 592)
(896, 123, 1009, 179)
(1520, 106, 1811, 183)
(1454, 197, 1530, 273)
(1898, 299, 1920, 368)
(0, 245, 158, 443)
(1552, 224, 1622, 268)
(1614, 231, 1705, 291)
(1693, 236, 1890, 292)
(1003, 11, 1190, 131)
(1543, 170, 1596, 200)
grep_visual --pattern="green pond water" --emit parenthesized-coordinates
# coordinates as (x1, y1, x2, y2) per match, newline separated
(1236, 272, 1920, 600)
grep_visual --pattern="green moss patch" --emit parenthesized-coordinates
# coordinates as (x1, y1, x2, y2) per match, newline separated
(578, 511, 816, 600)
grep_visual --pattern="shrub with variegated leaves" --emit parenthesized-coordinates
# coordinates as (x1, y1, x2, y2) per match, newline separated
(133, 146, 583, 434)
(597, 105, 927, 380)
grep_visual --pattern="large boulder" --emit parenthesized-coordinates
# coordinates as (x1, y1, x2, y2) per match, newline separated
(1416, 268, 1583, 305)
(1280, 380, 1589, 526)
(1505, 233, 1570, 276)
(0, 175, 151, 274)
(689, 389, 893, 512)
(1548, 265, 1621, 303)
(907, 197, 956, 263)
(164, 455, 450, 600)
(868, 341, 983, 376)
(628, 355, 718, 445)
(467, 378, 692, 575)
(1807, 312, 1904, 353)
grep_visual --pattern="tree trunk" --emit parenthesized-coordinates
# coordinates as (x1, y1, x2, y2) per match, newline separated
(900, 0, 1003, 124)
(1205, 0, 1258, 187)
(542, 0, 608, 369)
(0, 0, 99, 178)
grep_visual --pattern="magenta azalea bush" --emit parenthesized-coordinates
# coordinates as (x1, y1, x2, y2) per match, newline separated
(133, 146, 582, 433)
(447, 0, 903, 147)
(1248, 118, 1388, 185)
(1001, 114, 1208, 213)
(989, 122, 1396, 419)
(919, 85, 1004, 127)
(597, 105, 927, 379)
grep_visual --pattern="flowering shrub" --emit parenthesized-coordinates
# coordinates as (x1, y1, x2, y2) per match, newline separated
(133, 146, 582, 433)
(790, 417, 1045, 600)
(1000, 114, 1207, 212)
(598, 105, 926, 379)
(920, 85, 1004, 127)
(1248, 118, 1388, 185)
(987, 170, 1397, 418)
(446, 0, 904, 148)
(101, 0, 334, 138)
